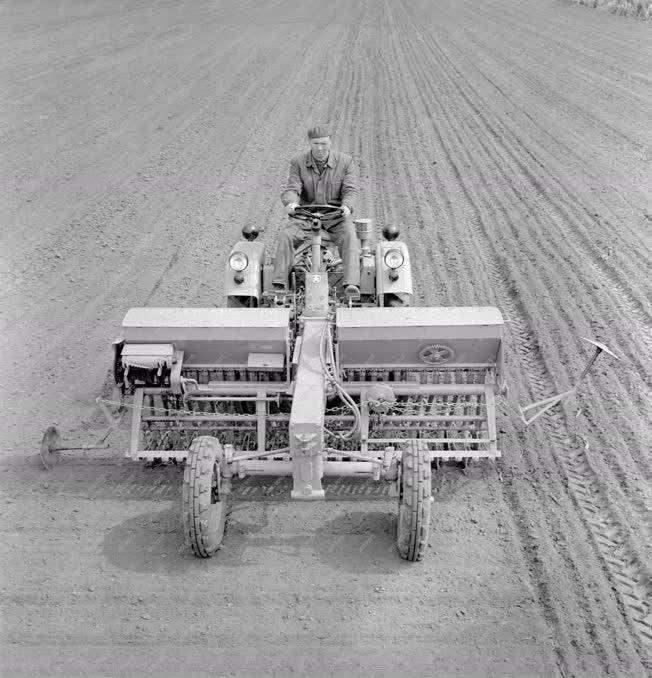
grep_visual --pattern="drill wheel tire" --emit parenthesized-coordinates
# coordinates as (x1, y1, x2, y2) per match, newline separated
(397, 439, 432, 561)
(182, 436, 226, 558)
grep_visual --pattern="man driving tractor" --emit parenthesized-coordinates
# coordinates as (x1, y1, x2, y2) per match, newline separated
(272, 125, 360, 296)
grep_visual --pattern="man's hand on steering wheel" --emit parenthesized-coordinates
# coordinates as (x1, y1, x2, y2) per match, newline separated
(291, 204, 344, 229)
(287, 203, 348, 217)
(290, 204, 344, 218)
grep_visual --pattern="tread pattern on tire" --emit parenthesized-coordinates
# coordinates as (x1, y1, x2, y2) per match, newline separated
(397, 439, 432, 561)
(182, 436, 224, 558)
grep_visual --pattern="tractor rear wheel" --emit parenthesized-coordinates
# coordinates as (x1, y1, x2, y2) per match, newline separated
(182, 436, 226, 557)
(397, 439, 432, 561)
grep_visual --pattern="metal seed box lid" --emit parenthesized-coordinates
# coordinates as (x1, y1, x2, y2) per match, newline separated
(123, 307, 290, 328)
(121, 308, 291, 364)
(337, 306, 503, 328)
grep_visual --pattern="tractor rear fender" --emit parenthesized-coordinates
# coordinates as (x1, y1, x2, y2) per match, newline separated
(375, 241, 413, 299)
(225, 240, 265, 302)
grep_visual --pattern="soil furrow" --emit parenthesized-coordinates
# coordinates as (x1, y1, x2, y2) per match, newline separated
(429, 97, 652, 476)
(409, 1, 651, 267)
(369, 14, 591, 666)
(406, 23, 652, 514)
(404, 7, 652, 457)
(379, 3, 590, 663)
(390, 34, 628, 678)
(388, 0, 650, 666)
(416, 25, 652, 346)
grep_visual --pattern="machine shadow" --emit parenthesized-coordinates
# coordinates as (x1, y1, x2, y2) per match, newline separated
(221, 505, 407, 575)
(101, 496, 274, 574)
(8, 454, 185, 501)
(311, 509, 408, 574)
(102, 506, 194, 574)
(99, 472, 461, 574)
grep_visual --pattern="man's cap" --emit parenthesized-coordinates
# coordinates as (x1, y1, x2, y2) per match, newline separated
(307, 125, 331, 139)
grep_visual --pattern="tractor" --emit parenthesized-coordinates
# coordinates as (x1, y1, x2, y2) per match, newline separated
(101, 205, 506, 561)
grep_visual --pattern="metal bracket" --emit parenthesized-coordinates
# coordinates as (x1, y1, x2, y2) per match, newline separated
(519, 337, 619, 425)
(40, 397, 124, 470)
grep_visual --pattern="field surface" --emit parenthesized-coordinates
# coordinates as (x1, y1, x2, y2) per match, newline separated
(1, 1, 651, 676)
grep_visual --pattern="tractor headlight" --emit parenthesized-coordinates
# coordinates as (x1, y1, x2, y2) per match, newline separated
(384, 249, 404, 270)
(229, 252, 249, 272)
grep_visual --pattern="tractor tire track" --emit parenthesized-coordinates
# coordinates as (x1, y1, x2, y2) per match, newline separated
(479, 224, 652, 657)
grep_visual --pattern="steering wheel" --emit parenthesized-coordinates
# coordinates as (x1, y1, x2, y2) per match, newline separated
(293, 204, 343, 230)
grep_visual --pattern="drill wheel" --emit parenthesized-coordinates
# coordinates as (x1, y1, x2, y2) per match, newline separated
(182, 436, 227, 558)
(396, 439, 432, 562)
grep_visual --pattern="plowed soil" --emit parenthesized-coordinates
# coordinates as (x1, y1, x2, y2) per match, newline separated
(1, 1, 650, 676)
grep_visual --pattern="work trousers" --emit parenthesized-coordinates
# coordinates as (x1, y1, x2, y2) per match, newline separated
(272, 216, 360, 287)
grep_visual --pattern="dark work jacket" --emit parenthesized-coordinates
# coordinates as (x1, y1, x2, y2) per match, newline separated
(280, 149, 358, 214)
